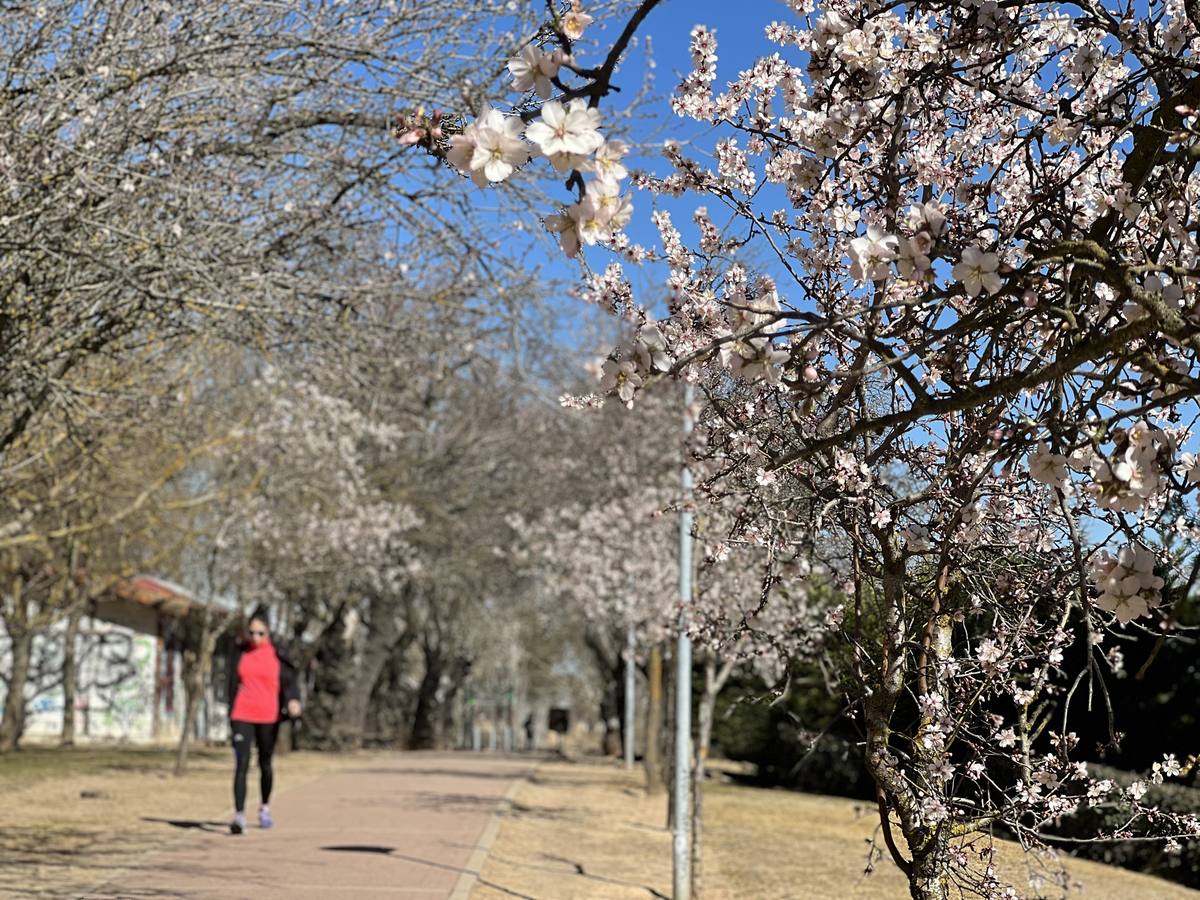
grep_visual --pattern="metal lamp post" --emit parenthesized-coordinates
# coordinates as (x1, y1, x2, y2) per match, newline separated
(673, 381, 695, 899)
(624, 621, 636, 769)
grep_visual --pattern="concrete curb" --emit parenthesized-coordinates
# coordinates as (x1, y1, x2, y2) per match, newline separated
(448, 763, 537, 900)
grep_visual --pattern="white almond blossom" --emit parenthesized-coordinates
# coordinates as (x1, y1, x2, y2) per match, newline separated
(562, 8, 594, 40)
(585, 177, 633, 231)
(633, 323, 672, 372)
(525, 99, 604, 158)
(721, 336, 789, 384)
(848, 225, 899, 282)
(470, 124, 531, 182)
(574, 195, 612, 246)
(953, 245, 1003, 297)
(1089, 543, 1164, 623)
(545, 204, 583, 258)
(831, 204, 859, 232)
(507, 44, 565, 99)
(583, 139, 629, 182)
(1179, 453, 1200, 485)
(447, 107, 528, 186)
(600, 357, 642, 405)
(1028, 442, 1069, 489)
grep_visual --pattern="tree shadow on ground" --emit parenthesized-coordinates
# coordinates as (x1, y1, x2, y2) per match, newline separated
(541, 854, 670, 899)
(476, 877, 536, 899)
(528, 773, 631, 791)
(506, 801, 571, 821)
(486, 852, 669, 899)
(410, 790, 507, 812)
(319, 844, 469, 876)
(139, 817, 227, 833)
(343, 767, 528, 780)
(0, 842, 185, 900)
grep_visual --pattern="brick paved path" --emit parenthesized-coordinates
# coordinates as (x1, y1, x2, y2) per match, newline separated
(85, 752, 532, 900)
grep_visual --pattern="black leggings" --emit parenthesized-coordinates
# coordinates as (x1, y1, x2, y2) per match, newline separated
(231, 720, 280, 812)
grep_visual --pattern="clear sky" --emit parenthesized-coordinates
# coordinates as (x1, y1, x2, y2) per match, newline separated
(529, 1, 789, 328)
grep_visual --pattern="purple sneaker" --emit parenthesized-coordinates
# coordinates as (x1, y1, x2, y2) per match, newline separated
(230, 813, 245, 835)
(259, 806, 273, 829)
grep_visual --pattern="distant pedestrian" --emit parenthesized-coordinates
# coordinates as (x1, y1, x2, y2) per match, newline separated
(225, 607, 301, 835)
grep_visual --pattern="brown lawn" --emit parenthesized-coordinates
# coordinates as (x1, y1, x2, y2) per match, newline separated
(0, 743, 346, 899)
(472, 758, 1200, 900)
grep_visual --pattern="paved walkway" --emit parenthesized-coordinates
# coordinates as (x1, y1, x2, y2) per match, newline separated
(85, 751, 534, 900)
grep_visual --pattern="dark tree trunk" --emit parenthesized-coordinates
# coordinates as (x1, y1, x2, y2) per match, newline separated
(305, 605, 353, 747)
(409, 650, 443, 750)
(307, 592, 409, 750)
(175, 662, 203, 774)
(437, 657, 470, 750)
(644, 643, 664, 794)
(175, 615, 224, 776)
(0, 623, 32, 752)
(367, 633, 416, 746)
(328, 597, 404, 749)
(583, 628, 624, 756)
(59, 603, 84, 746)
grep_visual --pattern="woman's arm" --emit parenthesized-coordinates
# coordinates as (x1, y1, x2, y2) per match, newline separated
(225, 645, 241, 717)
(278, 654, 302, 718)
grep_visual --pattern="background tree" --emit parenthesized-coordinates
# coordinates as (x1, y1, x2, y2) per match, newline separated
(432, 1, 1200, 896)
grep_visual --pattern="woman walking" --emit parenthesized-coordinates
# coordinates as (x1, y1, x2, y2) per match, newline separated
(225, 607, 301, 835)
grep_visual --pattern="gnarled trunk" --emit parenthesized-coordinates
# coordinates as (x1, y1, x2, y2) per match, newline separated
(861, 547, 953, 900)
(0, 624, 32, 752)
(908, 840, 951, 900)
(644, 643, 664, 793)
(175, 659, 203, 775)
(409, 647, 443, 749)
(175, 600, 229, 775)
(59, 603, 84, 746)
(1, 571, 32, 753)
(308, 591, 410, 750)
(328, 597, 404, 748)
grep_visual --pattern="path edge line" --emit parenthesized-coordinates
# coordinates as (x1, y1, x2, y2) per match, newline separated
(449, 761, 538, 900)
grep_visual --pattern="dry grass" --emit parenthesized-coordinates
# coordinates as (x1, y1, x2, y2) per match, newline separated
(0, 743, 347, 899)
(473, 759, 1200, 900)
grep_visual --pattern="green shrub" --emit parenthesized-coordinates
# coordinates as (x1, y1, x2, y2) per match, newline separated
(712, 670, 874, 800)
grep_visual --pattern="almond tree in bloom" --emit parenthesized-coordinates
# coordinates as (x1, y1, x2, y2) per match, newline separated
(687, 528, 827, 896)
(0, 0, 560, 495)
(511, 387, 682, 760)
(520, 391, 827, 892)
(429, 1, 1200, 896)
(523, 491, 677, 754)
(214, 366, 422, 748)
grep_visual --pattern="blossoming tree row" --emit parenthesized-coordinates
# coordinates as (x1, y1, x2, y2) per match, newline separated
(422, 0, 1200, 896)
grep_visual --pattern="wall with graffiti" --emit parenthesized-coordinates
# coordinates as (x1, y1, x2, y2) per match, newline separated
(0, 615, 229, 744)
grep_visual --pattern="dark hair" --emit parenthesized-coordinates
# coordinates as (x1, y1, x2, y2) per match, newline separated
(247, 604, 271, 633)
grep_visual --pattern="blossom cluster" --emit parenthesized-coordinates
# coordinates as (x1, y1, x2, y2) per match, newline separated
(429, 0, 1200, 890)
(1088, 543, 1165, 624)
(1031, 421, 1186, 515)
(441, 5, 634, 260)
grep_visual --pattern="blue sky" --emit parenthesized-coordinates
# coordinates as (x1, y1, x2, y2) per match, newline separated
(592, 1, 782, 275)
(498, 1, 789, 356)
